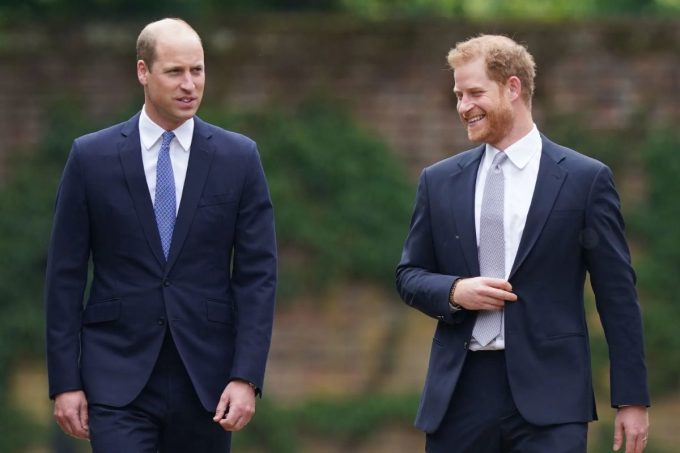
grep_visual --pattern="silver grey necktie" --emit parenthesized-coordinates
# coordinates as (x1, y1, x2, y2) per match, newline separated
(472, 152, 508, 346)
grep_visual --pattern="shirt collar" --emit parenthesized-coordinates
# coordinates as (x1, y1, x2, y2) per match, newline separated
(139, 106, 194, 152)
(485, 124, 541, 170)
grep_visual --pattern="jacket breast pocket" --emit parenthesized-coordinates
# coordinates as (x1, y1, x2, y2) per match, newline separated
(82, 299, 121, 325)
(549, 208, 584, 221)
(543, 209, 584, 238)
(199, 193, 238, 207)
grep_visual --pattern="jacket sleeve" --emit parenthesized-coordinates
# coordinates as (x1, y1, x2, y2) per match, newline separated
(396, 169, 465, 325)
(44, 141, 91, 399)
(584, 165, 650, 407)
(228, 142, 277, 394)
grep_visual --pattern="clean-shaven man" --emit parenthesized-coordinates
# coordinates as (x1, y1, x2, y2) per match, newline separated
(46, 18, 277, 452)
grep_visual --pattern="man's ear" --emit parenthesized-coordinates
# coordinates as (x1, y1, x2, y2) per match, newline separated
(137, 60, 149, 86)
(507, 76, 522, 102)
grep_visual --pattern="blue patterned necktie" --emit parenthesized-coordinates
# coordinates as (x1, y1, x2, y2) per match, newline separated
(154, 131, 176, 259)
(472, 152, 508, 346)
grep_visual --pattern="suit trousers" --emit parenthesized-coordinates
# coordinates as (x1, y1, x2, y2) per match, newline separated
(88, 330, 231, 453)
(425, 350, 587, 453)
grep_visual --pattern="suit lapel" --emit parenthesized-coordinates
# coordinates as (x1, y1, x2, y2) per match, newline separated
(165, 117, 215, 271)
(449, 146, 484, 276)
(118, 113, 166, 267)
(509, 136, 567, 278)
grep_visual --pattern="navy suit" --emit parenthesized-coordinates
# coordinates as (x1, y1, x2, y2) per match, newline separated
(396, 135, 649, 436)
(45, 113, 277, 416)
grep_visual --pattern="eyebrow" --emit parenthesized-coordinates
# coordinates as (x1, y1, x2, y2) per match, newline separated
(163, 63, 204, 72)
(454, 85, 485, 94)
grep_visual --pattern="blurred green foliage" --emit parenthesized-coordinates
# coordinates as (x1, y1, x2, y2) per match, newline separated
(0, 96, 414, 450)
(204, 99, 414, 300)
(0, 100, 96, 452)
(0, 0, 678, 21)
(0, 0, 336, 22)
(340, 0, 680, 19)
(545, 116, 680, 399)
(630, 128, 680, 393)
(1, 82, 678, 453)
(233, 393, 419, 451)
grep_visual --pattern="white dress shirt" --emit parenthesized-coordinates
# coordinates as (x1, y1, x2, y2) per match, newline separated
(469, 124, 542, 350)
(139, 106, 194, 214)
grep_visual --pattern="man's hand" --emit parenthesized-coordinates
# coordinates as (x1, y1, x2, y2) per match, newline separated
(613, 406, 649, 453)
(213, 380, 256, 432)
(452, 277, 517, 310)
(54, 390, 89, 439)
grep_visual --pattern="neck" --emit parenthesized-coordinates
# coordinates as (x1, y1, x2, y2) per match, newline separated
(493, 110, 533, 151)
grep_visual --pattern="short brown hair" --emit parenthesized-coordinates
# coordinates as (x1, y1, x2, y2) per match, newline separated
(447, 34, 536, 107)
(136, 18, 200, 71)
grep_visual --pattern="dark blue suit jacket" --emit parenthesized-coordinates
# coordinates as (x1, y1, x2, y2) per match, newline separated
(396, 135, 649, 433)
(45, 113, 277, 411)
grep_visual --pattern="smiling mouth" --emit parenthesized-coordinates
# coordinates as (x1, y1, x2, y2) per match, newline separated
(466, 114, 485, 125)
(177, 97, 196, 104)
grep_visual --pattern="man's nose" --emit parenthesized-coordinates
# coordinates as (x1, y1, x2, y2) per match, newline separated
(180, 73, 195, 90)
(458, 96, 472, 114)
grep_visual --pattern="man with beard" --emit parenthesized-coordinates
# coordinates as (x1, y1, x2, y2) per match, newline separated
(396, 34, 649, 453)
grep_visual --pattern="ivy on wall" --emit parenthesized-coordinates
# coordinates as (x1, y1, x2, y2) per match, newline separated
(630, 128, 680, 393)
(1, 0, 678, 21)
(545, 114, 680, 399)
(203, 99, 415, 300)
(1, 96, 678, 452)
(0, 97, 415, 451)
(0, 100, 95, 452)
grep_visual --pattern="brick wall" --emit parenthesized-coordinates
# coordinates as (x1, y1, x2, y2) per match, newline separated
(2, 17, 679, 173)
(3, 16, 679, 404)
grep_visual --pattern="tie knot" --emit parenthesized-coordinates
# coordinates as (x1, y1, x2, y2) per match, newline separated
(161, 131, 175, 148)
(491, 152, 508, 172)
(492, 152, 508, 167)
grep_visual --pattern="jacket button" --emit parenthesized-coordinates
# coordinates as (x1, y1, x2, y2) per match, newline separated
(163, 280, 170, 287)
(157, 317, 165, 326)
